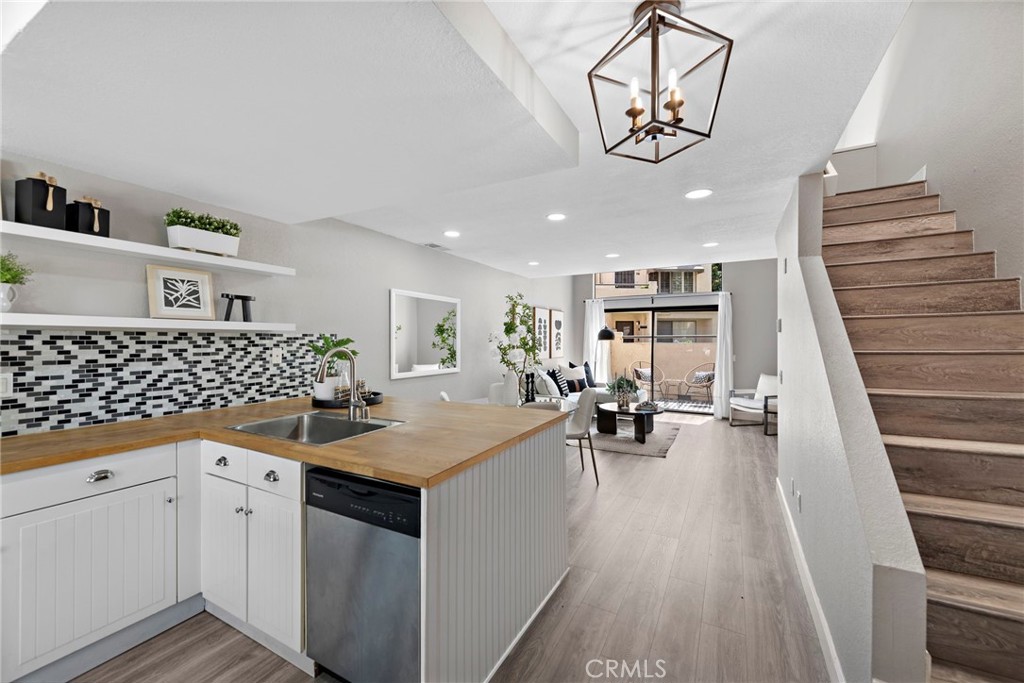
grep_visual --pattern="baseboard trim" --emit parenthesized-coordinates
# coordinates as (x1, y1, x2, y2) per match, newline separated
(204, 601, 315, 676)
(483, 566, 570, 683)
(13, 594, 205, 683)
(775, 478, 845, 682)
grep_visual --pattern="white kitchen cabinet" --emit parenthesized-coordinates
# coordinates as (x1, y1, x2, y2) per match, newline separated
(0, 477, 177, 682)
(201, 457, 302, 653)
(200, 473, 249, 621)
(247, 487, 303, 650)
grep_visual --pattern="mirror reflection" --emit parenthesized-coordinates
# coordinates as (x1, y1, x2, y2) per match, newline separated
(390, 289, 460, 379)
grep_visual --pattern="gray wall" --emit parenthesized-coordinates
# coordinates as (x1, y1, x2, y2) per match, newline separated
(0, 153, 579, 402)
(722, 258, 778, 390)
(840, 1, 1023, 278)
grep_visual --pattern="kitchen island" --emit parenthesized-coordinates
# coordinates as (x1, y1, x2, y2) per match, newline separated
(0, 397, 570, 683)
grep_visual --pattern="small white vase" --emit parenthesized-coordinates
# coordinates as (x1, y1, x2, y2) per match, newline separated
(313, 375, 339, 401)
(0, 284, 18, 313)
(502, 372, 520, 407)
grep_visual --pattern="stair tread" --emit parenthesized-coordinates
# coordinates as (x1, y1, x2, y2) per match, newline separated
(823, 193, 942, 211)
(826, 251, 997, 269)
(927, 568, 1024, 622)
(867, 388, 1024, 400)
(833, 277, 1021, 292)
(844, 311, 1024, 320)
(904, 492, 1024, 530)
(883, 434, 1024, 458)
(931, 659, 1022, 683)
(831, 180, 927, 197)
(855, 349, 1024, 355)
(824, 228, 965, 247)
(823, 209, 956, 229)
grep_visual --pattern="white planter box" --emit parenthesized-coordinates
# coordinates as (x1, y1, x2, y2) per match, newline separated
(167, 224, 240, 257)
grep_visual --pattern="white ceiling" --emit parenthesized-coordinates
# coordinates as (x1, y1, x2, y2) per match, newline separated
(3, 1, 908, 278)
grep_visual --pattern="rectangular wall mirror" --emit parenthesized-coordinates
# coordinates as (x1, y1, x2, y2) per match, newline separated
(390, 289, 461, 380)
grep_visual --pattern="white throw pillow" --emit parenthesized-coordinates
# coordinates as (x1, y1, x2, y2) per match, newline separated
(536, 372, 559, 396)
(559, 365, 587, 382)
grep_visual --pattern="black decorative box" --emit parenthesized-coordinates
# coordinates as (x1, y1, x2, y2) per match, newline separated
(65, 198, 110, 237)
(15, 175, 67, 230)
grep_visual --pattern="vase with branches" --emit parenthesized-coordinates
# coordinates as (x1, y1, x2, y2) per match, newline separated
(488, 292, 540, 388)
(431, 309, 458, 369)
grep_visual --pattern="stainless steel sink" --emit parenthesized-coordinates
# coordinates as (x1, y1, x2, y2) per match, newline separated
(229, 411, 402, 446)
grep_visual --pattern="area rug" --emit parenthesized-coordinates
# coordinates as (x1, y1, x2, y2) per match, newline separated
(589, 422, 681, 458)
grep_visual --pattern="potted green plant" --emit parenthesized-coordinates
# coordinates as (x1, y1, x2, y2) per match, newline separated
(308, 334, 358, 400)
(489, 293, 540, 404)
(0, 251, 32, 313)
(164, 207, 242, 257)
(431, 309, 458, 369)
(608, 374, 638, 409)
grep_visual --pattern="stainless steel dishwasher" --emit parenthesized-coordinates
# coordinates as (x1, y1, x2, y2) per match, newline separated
(305, 467, 421, 683)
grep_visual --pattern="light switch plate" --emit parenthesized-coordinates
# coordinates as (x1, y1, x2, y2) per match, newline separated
(271, 348, 283, 365)
(0, 373, 11, 398)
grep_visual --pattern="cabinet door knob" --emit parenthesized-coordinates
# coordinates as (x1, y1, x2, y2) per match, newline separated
(244, 508, 254, 516)
(264, 470, 280, 483)
(215, 456, 230, 467)
(166, 497, 174, 504)
(235, 506, 245, 514)
(86, 469, 114, 483)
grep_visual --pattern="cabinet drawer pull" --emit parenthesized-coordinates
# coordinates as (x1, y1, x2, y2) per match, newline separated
(85, 469, 114, 483)
(166, 497, 175, 504)
(215, 456, 230, 467)
(244, 508, 254, 516)
(235, 506, 245, 514)
(264, 470, 280, 483)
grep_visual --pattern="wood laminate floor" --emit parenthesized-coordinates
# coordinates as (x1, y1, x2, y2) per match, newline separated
(76, 413, 827, 683)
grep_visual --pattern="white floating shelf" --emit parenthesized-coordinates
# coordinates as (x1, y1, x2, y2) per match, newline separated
(0, 313, 296, 333)
(0, 221, 295, 277)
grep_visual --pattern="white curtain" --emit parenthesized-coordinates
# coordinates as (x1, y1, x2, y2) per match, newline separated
(713, 291, 734, 419)
(582, 298, 610, 384)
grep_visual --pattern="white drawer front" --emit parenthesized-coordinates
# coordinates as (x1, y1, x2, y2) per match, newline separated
(200, 441, 248, 484)
(246, 450, 302, 501)
(1, 445, 176, 519)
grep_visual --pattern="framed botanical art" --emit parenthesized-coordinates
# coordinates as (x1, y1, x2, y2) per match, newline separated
(146, 265, 215, 320)
(549, 309, 564, 358)
(533, 306, 551, 358)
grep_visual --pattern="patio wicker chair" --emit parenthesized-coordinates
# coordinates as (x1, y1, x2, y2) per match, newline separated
(629, 360, 666, 400)
(682, 362, 716, 402)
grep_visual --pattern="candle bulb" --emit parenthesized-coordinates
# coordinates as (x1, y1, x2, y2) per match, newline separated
(630, 76, 639, 99)
(626, 76, 645, 131)
(668, 68, 679, 101)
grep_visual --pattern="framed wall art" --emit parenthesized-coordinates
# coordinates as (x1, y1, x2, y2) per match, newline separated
(549, 309, 564, 358)
(533, 306, 550, 359)
(146, 265, 215, 320)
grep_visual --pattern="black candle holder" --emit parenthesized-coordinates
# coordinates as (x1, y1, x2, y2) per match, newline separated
(221, 293, 254, 322)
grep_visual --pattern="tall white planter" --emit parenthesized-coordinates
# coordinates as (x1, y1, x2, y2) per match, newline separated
(0, 284, 18, 313)
(167, 225, 240, 257)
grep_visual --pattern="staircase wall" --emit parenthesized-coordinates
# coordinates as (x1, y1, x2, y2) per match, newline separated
(775, 173, 927, 683)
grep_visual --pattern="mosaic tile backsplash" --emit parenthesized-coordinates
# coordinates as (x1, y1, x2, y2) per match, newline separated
(1, 329, 324, 437)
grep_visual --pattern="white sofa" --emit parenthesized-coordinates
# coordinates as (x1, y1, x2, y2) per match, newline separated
(532, 363, 647, 408)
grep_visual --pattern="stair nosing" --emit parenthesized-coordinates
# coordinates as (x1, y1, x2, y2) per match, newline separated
(823, 228, 969, 248)
(926, 568, 1024, 622)
(882, 434, 1024, 458)
(867, 387, 1024, 400)
(829, 180, 927, 198)
(823, 193, 941, 212)
(832, 276, 1019, 292)
(844, 311, 1024, 320)
(825, 251, 996, 269)
(822, 209, 956, 229)
(903, 492, 1024, 530)
(854, 349, 1023, 355)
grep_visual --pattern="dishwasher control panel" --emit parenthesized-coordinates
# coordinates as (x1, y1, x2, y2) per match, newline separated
(306, 467, 421, 538)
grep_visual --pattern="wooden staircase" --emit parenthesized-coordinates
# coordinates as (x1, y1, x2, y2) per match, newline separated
(823, 181, 1024, 682)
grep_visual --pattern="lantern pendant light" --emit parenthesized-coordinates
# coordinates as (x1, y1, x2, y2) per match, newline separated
(588, 0, 734, 164)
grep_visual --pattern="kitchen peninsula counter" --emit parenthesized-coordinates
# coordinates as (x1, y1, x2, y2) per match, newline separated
(0, 396, 566, 488)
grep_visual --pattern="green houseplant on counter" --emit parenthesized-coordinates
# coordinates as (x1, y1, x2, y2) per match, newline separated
(0, 251, 32, 313)
(309, 334, 359, 400)
(164, 207, 242, 257)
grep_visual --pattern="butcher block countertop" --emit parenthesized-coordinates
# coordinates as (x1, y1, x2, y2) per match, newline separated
(0, 397, 567, 488)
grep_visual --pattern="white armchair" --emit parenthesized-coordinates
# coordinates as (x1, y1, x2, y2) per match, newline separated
(729, 373, 778, 433)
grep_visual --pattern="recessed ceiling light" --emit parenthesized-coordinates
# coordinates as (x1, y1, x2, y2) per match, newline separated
(546, 213, 567, 221)
(685, 189, 714, 199)
(443, 230, 460, 238)
(702, 242, 719, 247)
(528, 261, 540, 266)
(605, 253, 620, 258)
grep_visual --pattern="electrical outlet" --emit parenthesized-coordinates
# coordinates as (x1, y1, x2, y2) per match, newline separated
(0, 373, 11, 398)
(797, 492, 802, 513)
(271, 348, 283, 365)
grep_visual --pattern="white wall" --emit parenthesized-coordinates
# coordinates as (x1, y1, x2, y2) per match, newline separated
(0, 153, 579, 402)
(776, 173, 926, 682)
(722, 258, 778, 390)
(837, 1, 1024, 278)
